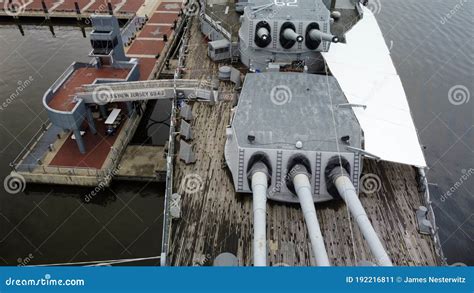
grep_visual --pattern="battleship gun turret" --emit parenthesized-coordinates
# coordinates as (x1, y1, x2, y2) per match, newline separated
(238, 0, 337, 71)
(225, 72, 393, 266)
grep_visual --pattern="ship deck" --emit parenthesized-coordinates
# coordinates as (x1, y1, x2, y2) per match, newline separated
(168, 16, 441, 266)
(204, 1, 240, 41)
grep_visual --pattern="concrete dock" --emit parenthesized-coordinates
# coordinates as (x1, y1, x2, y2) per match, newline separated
(116, 145, 167, 182)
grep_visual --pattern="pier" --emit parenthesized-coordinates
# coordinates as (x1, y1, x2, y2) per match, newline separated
(10, 0, 185, 187)
(0, 0, 157, 20)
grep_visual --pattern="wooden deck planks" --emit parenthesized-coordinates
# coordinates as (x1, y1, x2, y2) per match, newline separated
(168, 17, 440, 266)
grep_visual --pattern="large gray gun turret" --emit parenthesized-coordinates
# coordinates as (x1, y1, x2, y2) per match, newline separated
(238, 0, 339, 71)
(225, 72, 393, 267)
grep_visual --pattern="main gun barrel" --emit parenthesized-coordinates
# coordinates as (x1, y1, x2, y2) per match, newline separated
(291, 165, 331, 266)
(308, 29, 339, 43)
(256, 27, 270, 41)
(283, 28, 304, 43)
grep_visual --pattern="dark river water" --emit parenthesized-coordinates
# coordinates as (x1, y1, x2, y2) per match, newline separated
(0, 0, 472, 266)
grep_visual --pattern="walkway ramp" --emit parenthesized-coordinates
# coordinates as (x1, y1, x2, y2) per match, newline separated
(76, 79, 214, 104)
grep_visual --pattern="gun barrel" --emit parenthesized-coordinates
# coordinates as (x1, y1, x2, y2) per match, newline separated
(251, 170, 268, 266)
(256, 27, 270, 41)
(291, 166, 331, 266)
(309, 29, 339, 43)
(283, 28, 304, 43)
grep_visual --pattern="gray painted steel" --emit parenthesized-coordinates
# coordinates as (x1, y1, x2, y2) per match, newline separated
(416, 206, 433, 235)
(225, 72, 362, 203)
(180, 103, 193, 121)
(179, 140, 196, 164)
(180, 120, 193, 141)
(238, 0, 334, 70)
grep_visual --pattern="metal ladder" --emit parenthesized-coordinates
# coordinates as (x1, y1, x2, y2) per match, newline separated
(275, 151, 283, 192)
(237, 149, 245, 190)
(314, 153, 322, 195)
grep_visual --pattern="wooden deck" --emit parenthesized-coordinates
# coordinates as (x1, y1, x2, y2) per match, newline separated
(168, 17, 441, 266)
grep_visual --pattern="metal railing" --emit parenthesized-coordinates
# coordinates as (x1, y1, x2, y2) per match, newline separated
(81, 79, 212, 93)
(201, 13, 232, 41)
(10, 123, 51, 171)
(160, 14, 193, 266)
(17, 164, 107, 177)
(418, 168, 447, 265)
(12, 105, 144, 183)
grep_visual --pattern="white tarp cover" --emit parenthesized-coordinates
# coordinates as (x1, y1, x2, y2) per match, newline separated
(322, 7, 426, 167)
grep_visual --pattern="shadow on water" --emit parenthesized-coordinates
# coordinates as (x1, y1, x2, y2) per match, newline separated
(131, 99, 172, 146)
(21, 181, 165, 208)
(1, 180, 166, 266)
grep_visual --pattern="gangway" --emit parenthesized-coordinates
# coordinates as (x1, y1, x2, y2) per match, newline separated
(75, 79, 215, 105)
